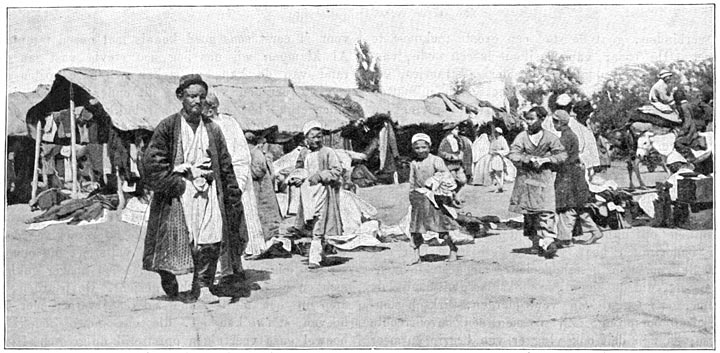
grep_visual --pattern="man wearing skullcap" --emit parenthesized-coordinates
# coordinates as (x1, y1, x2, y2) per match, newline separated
(649, 69, 676, 113)
(288, 121, 344, 269)
(407, 133, 459, 265)
(552, 110, 603, 247)
(508, 107, 567, 259)
(142, 74, 243, 304)
(555, 93, 573, 112)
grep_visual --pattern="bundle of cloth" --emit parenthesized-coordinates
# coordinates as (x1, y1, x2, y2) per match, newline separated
(275, 188, 388, 258)
(586, 178, 634, 230)
(29, 188, 71, 212)
(26, 193, 119, 226)
(254, 145, 391, 259)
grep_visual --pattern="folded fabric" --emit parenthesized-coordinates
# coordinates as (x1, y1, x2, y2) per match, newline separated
(27, 218, 72, 231)
(326, 220, 389, 251)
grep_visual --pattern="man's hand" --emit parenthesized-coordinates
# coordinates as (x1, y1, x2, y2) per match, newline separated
(287, 177, 304, 187)
(531, 157, 548, 168)
(190, 166, 213, 179)
(173, 163, 191, 174)
(307, 173, 321, 185)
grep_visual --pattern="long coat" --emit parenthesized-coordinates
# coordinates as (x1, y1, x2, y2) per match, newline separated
(142, 112, 244, 275)
(250, 145, 282, 239)
(294, 146, 344, 237)
(555, 126, 591, 210)
(437, 134, 466, 171)
(507, 130, 567, 214)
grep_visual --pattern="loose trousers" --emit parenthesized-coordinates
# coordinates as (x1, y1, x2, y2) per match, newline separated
(557, 208, 601, 242)
(523, 212, 557, 249)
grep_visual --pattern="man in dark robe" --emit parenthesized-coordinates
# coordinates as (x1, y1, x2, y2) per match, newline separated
(552, 110, 603, 248)
(142, 74, 243, 304)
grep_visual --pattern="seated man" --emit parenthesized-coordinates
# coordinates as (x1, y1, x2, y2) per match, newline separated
(649, 69, 676, 113)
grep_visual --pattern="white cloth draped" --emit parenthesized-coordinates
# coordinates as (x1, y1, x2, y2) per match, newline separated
(299, 151, 327, 222)
(178, 118, 223, 245)
(213, 114, 251, 192)
(569, 118, 601, 169)
(471, 134, 490, 185)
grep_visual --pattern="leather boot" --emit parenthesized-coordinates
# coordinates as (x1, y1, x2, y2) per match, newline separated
(158, 270, 178, 298)
(188, 243, 221, 304)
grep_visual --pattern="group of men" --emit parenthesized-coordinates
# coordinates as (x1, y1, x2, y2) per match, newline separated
(142, 74, 345, 304)
(142, 70, 669, 305)
(508, 95, 605, 259)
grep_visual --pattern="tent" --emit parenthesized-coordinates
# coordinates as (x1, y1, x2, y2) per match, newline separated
(7, 85, 51, 204)
(26, 68, 351, 134)
(7, 84, 50, 137)
(299, 86, 469, 126)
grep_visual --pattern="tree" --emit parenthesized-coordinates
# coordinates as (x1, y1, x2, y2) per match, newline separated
(355, 40, 381, 93)
(517, 51, 584, 106)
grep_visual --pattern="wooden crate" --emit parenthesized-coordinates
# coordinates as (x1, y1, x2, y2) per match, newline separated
(677, 176, 713, 204)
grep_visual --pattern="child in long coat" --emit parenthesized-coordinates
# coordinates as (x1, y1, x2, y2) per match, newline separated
(407, 133, 459, 265)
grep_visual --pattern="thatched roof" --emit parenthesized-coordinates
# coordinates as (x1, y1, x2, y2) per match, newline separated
(26, 68, 350, 133)
(7, 85, 51, 137)
(299, 86, 469, 126)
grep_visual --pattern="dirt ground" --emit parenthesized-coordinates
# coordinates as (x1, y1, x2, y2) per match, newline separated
(4, 162, 714, 348)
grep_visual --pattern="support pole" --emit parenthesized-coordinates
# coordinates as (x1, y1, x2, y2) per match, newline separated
(31, 120, 42, 201)
(117, 171, 126, 210)
(102, 143, 108, 185)
(70, 86, 78, 198)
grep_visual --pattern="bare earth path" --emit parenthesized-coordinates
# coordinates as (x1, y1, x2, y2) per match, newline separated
(5, 163, 713, 348)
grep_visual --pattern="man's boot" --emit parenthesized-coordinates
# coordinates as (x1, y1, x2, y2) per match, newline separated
(188, 243, 221, 304)
(158, 270, 178, 298)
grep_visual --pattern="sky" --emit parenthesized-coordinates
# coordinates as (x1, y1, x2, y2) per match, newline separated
(5, 4, 715, 100)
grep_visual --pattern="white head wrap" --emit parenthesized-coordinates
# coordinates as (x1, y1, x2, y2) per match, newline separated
(411, 133, 432, 146)
(556, 93, 572, 106)
(658, 69, 673, 79)
(302, 120, 322, 136)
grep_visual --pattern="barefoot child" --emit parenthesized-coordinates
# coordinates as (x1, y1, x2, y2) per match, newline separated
(407, 133, 459, 265)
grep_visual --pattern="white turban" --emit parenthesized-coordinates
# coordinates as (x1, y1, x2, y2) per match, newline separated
(658, 69, 673, 79)
(303, 120, 322, 136)
(556, 93, 572, 106)
(411, 133, 432, 146)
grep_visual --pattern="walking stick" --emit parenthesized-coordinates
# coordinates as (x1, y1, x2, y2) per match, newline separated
(122, 194, 152, 282)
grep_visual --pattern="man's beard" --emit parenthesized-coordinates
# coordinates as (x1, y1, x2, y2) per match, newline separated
(527, 121, 543, 134)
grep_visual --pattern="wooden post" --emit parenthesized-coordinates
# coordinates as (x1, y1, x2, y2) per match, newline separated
(117, 171, 126, 210)
(70, 85, 78, 198)
(102, 143, 108, 185)
(31, 120, 42, 200)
